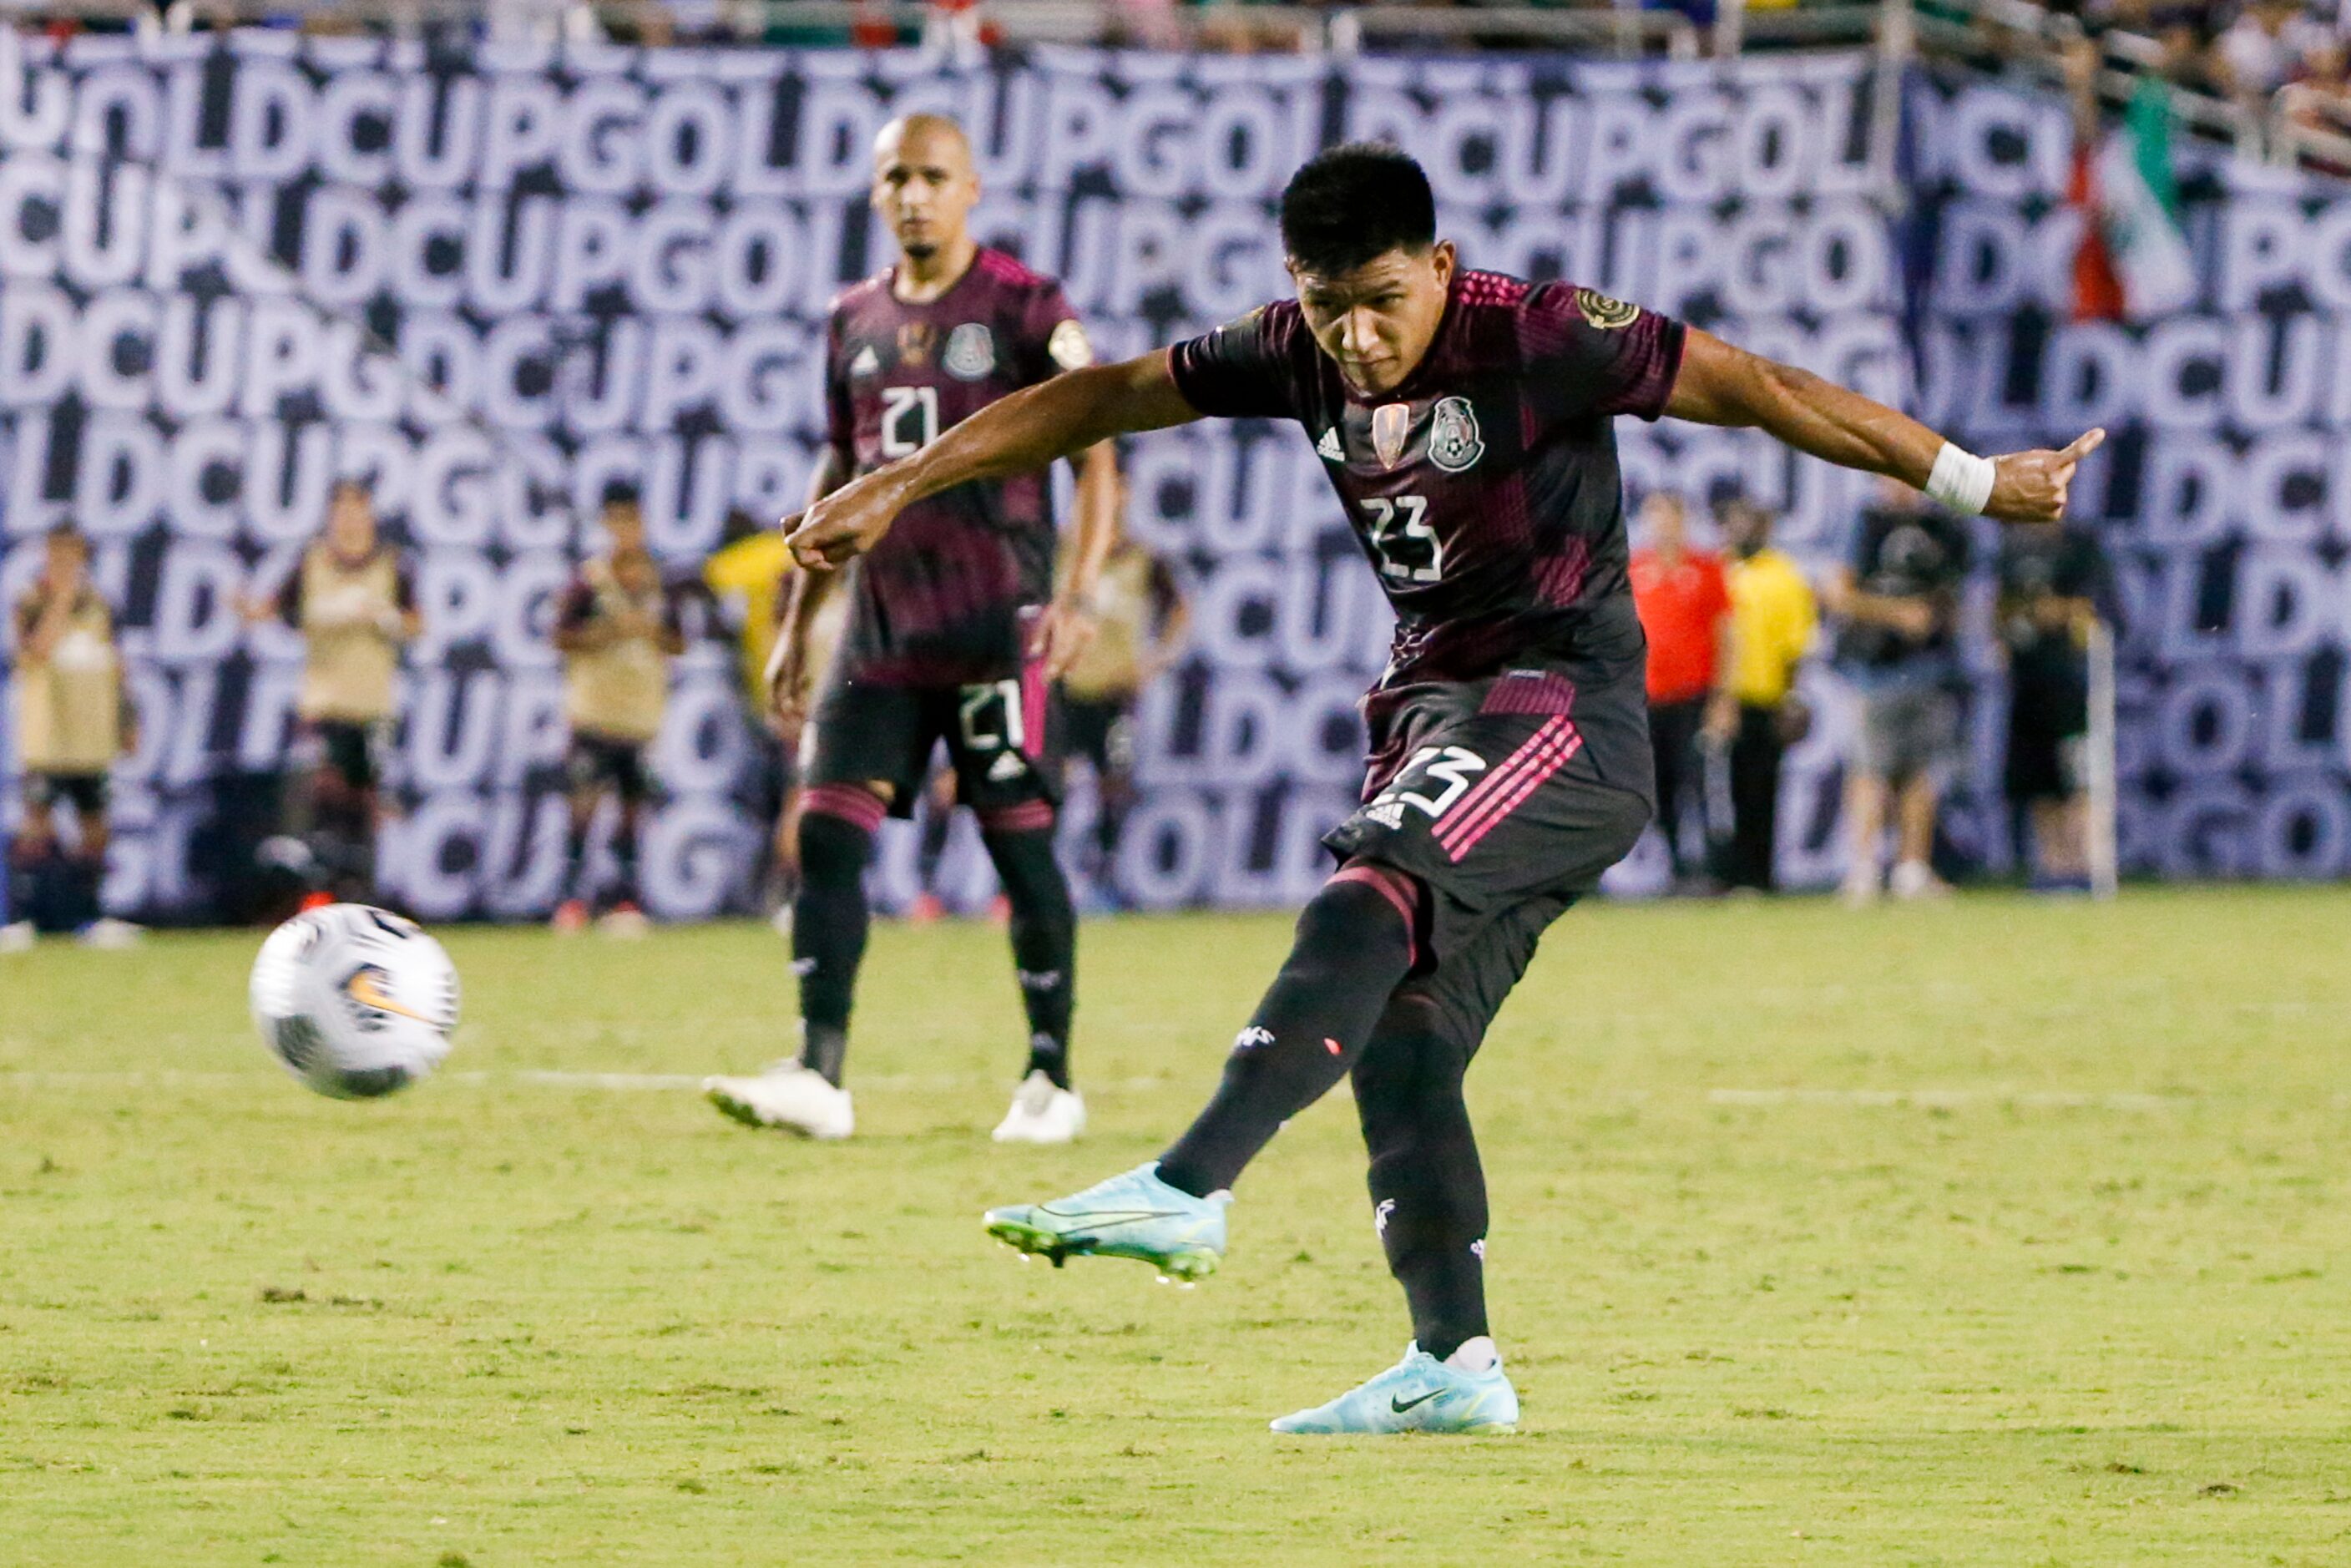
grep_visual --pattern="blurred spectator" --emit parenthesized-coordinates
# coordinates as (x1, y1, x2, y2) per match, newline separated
(2283, 40, 2351, 163)
(704, 508, 796, 911)
(1707, 498, 1817, 895)
(5, 523, 139, 949)
(1824, 478, 1971, 906)
(1056, 529, 1191, 911)
(240, 480, 418, 910)
(549, 487, 687, 936)
(1997, 520, 2114, 892)
(2212, 0, 2328, 104)
(1629, 492, 1732, 891)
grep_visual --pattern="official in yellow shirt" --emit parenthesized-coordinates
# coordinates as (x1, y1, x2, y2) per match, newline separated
(1709, 499, 1817, 892)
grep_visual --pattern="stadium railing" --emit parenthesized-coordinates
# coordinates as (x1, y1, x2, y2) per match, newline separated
(5, 0, 2346, 173)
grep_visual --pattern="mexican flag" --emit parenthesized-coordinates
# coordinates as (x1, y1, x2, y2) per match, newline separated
(2072, 78, 2197, 322)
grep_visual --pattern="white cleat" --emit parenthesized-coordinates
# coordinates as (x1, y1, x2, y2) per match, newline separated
(991, 1069, 1086, 1145)
(597, 905, 652, 939)
(703, 1063, 854, 1141)
(1889, 860, 1952, 902)
(0, 920, 36, 953)
(1840, 862, 1880, 908)
(78, 918, 144, 950)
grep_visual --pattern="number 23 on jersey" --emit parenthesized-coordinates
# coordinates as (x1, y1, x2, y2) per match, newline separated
(1363, 495, 1442, 584)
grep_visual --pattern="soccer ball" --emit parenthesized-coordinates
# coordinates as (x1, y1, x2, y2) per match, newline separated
(249, 903, 460, 1099)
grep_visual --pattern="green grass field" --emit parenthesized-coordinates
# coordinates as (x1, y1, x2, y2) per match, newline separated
(4, 888, 2349, 1565)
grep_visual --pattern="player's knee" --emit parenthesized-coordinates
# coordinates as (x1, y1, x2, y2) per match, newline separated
(797, 787, 882, 883)
(1307, 861, 1421, 959)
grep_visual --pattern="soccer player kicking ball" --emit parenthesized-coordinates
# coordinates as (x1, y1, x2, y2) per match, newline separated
(702, 114, 1119, 1144)
(786, 144, 2102, 1434)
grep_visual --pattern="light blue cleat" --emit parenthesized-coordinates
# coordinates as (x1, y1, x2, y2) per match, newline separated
(983, 1161, 1229, 1283)
(1270, 1343, 1520, 1434)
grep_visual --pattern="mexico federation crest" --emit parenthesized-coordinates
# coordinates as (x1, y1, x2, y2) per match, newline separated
(1573, 287, 1640, 331)
(1372, 402, 1413, 469)
(1428, 397, 1484, 473)
(1048, 318, 1093, 371)
(945, 321, 996, 381)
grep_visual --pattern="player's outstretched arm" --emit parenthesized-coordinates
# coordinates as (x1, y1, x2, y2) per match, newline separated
(786, 354, 1200, 570)
(1663, 328, 2105, 524)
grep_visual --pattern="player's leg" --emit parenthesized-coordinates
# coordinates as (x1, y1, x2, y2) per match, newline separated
(65, 776, 134, 943)
(597, 747, 652, 936)
(986, 686, 1648, 1286)
(1842, 698, 1891, 904)
(977, 798, 1085, 1141)
(1647, 698, 1699, 882)
(1888, 691, 1954, 900)
(909, 766, 955, 923)
(706, 682, 925, 1137)
(554, 739, 606, 932)
(7, 782, 60, 943)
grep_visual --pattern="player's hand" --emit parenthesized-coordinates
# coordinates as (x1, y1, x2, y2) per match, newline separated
(1986, 428, 2105, 524)
(1031, 600, 1098, 681)
(786, 469, 908, 571)
(1701, 690, 1738, 746)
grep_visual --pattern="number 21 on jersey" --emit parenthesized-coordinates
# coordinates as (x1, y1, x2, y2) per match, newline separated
(1363, 495, 1442, 584)
(881, 387, 940, 457)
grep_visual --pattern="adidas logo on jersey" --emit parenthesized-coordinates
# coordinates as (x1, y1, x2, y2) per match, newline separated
(848, 344, 881, 377)
(1316, 427, 1344, 463)
(1364, 801, 1407, 830)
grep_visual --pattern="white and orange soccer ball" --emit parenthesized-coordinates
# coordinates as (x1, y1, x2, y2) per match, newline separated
(249, 903, 459, 1099)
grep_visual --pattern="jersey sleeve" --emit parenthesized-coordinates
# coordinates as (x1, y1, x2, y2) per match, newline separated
(1017, 280, 1094, 387)
(1165, 303, 1309, 422)
(1520, 283, 1687, 422)
(823, 311, 856, 471)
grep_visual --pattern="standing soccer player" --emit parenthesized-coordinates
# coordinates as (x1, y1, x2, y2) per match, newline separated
(4, 523, 139, 949)
(551, 484, 687, 936)
(701, 114, 1119, 1145)
(248, 480, 418, 906)
(783, 144, 2101, 1433)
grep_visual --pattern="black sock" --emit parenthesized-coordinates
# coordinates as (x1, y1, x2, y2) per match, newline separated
(612, 807, 641, 907)
(792, 800, 876, 1086)
(563, 810, 592, 903)
(1353, 1006, 1489, 1362)
(916, 797, 953, 891)
(68, 853, 104, 930)
(982, 822, 1076, 1089)
(1156, 872, 1417, 1196)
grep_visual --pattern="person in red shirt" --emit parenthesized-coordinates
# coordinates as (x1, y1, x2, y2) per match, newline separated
(1628, 492, 1733, 887)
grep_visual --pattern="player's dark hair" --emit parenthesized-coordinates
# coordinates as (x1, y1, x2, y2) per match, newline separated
(330, 477, 371, 501)
(1279, 144, 1437, 277)
(600, 479, 643, 510)
(46, 519, 88, 547)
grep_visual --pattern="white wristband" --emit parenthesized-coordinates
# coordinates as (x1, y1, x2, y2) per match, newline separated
(1924, 443, 1997, 517)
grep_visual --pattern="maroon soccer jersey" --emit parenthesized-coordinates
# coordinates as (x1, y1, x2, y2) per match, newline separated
(1166, 271, 1686, 695)
(826, 247, 1093, 685)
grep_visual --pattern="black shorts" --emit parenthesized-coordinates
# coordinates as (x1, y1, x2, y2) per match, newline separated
(1322, 662, 1651, 983)
(23, 771, 109, 818)
(568, 734, 654, 803)
(2005, 716, 2086, 803)
(808, 671, 1057, 819)
(306, 720, 387, 792)
(1056, 692, 1135, 776)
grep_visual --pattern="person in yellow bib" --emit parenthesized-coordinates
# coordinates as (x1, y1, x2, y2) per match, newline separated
(246, 480, 419, 907)
(552, 485, 687, 936)
(1054, 524, 1190, 908)
(6, 524, 140, 948)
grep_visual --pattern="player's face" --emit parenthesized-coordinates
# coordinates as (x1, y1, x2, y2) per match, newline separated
(872, 124, 978, 263)
(43, 534, 88, 586)
(1640, 493, 1686, 552)
(1288, 241, 1457, 397)
(614, 550, 657, 596)
(327, 489, 376, 557)
(603, 502, 645, 554)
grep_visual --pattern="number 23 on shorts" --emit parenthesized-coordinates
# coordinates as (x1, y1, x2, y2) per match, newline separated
(1374, 745, 1487, 821)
